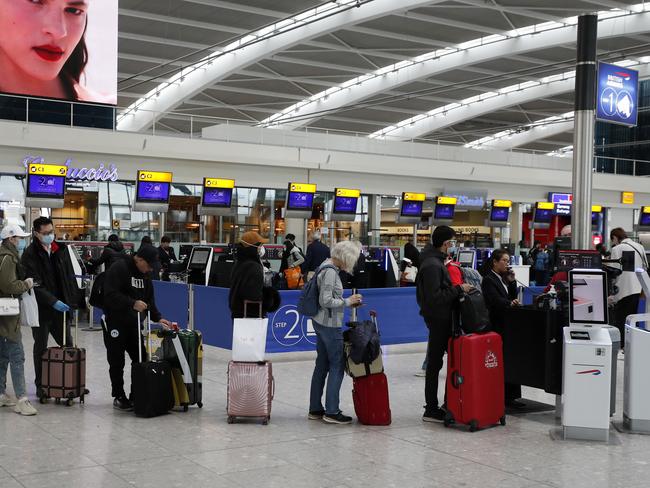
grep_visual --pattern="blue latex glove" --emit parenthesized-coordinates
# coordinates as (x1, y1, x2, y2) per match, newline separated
(53, 301, 71, 313)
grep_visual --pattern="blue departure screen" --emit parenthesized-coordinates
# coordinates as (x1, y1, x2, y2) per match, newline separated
(136, 181, 170, 202)
(287, 191, 314, 210)
(534, 208, 553, 223)
(203, 187, 233, 207)
(401, 201, 423, 217)
(640, 212, 650, 226)
(434, 204, 454, 220)
(490, 207, 510, 222)
(27, 174, 65, 198)
(333, 196, 357, 214)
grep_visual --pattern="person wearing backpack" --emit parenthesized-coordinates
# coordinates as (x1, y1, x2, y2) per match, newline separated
(609, 228, 648, 349)
(307, 240, 363, 425)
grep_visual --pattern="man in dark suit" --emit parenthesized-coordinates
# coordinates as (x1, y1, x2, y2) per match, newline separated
(481, 249, 523, 408)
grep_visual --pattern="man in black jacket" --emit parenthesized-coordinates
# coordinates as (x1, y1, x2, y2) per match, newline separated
(416, 226, 472, 422)
(157, 235, 177, 281)
(87, 234, 125, 272)
(22, 217, 85, 398)
(103, 245, 171, 410)
(229, 231, 271, 319)
(304, 230, 330, 275)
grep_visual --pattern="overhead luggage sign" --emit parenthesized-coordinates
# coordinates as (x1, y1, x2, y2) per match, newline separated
(596, 62, 638, 127)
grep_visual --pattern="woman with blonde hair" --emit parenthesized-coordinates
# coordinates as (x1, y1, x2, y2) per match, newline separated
(308, 240, 363, 424)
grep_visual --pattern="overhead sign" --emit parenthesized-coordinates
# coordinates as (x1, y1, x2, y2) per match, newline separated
(138, 170, 173, 183)
(549, 192, 573, 205)
(621, 192, 635, 205)
(28, 163, 68, 177)
(336, 188, 360, 198)
(403, 192, 426, 202)
(596, 62, 639, 127)
(289, 183, 316, 194)
(23, 156, 119, 182)
(492, 199, 512, 208)
(555, 204, 572, 216)
(204, 178, 235, 189)
(592, 205, 603, 213)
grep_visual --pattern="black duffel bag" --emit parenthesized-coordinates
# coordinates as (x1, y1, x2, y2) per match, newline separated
(458, 289, 491, 334)
(344, 319, 381, 365)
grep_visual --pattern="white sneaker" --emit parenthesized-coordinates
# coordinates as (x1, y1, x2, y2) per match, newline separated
(0, 393, 16, 407)
(14, 397, 38, 416)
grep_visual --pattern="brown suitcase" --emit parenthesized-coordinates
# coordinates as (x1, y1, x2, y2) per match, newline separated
(227, 361, 274, 424)
(41, 311, 86, 406)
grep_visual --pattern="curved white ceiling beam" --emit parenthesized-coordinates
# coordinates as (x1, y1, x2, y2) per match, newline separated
(261, 5, 650, 130)
(116, 0, 442, 132)
(370, 59, 650, 140)
(473, 119, 575, 151)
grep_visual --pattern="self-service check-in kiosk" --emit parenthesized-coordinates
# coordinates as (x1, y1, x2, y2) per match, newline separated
(187, 246, 214, 286)
(133, 170, 172, 212)
(623, 268, 650, 432)
(562, 268, 612, 442)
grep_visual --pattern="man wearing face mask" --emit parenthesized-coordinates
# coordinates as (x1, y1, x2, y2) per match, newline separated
(21, 217, 84, 399)
(416, 226, 473, 422)
(229, 231, 271, 319)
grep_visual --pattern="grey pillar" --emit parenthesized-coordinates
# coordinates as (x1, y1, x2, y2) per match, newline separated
(368, 195, 382, 247)
(571, 14, 598, 250)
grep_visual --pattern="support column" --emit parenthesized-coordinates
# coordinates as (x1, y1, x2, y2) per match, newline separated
(572, 14, 598, 250)
(368, 195, 382, 247)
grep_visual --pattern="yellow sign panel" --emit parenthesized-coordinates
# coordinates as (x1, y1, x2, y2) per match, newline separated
(403, 192, 426, 202)
(436, 196, 457, 205)
(592, 205, 603, 213)
(335, 188, 360, 198)
(537, 202, 555, 210)
(643, 206, 650, 214)
(28, 163, 67, 177)
(622, 192, 635, 205)
(138, 170, 173, 183)
(289, 183, 316, 193)
(493, 199, 512, 208)
(204, 178, 235, 189)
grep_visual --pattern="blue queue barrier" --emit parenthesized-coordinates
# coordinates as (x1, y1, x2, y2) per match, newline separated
(192, 286, 428, 353)
(152, 281, 190, 328)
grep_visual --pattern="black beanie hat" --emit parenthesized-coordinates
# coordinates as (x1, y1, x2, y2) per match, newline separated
(136, 244, 159, 266)
(431, 225, 456, 247)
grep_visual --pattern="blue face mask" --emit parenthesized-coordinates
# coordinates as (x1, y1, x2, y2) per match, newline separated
(39, 234, 55, 246)
(16, 239, 26, 252)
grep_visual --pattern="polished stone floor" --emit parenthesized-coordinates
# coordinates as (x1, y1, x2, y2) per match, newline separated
(1, 329, 648, 488)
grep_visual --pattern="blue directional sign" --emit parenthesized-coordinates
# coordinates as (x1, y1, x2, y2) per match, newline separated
(596, 62, 638, 127)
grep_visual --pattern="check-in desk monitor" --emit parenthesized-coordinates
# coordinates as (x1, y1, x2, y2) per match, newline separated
(134, 171, 172, 212)
(569, 269, 608, 325)
(637, 206, 650, 231)
(331, 188, 360, 222)
(285, 182, 316, 219)
(557, 250, 602, 272)
(25, 163, 67, 208)
(457, 249, 476, 268)
(199, 178, 235, 216)
(533, 202, 554, 224)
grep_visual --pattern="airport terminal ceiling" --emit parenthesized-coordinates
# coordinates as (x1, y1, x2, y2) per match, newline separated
(117, 0, 650, 153)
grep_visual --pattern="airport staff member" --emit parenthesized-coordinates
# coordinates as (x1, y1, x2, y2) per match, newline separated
(102, 245, 172, 411)
(416, 226, 472, 423)
(481, 249, 523, 408)
(609, 228, 648, 348)
(158, 235, 177, 281)
(22, 217, 84, 399)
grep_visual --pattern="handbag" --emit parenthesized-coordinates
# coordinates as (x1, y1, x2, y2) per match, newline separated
(0, 256, 20, 316)
(284, 266, 303, 290)
(19, 290, 39, 327)
(232, 301, 268, 362)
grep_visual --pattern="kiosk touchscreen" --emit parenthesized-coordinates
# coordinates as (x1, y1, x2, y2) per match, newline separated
(488, 199, 511, 227)
(636, 206, 650, 231)
(25, 162, 67, 208)
(457, 249, 476, 269)
(187, 246, 214, 286)
(432, 196, 456, 225)
(556, 250, 602, 272)
(199, 178, 236, 216)
(133, 170, 172, 212)
(399, 192, 426, 224)
(569, 269, 608, 325)
(330, 188, 360, 222)
(285, 182, 316, 219)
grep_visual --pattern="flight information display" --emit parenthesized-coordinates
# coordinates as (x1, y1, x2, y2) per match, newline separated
(287, 183, 316, 211)
(402, 192, 426, 217)
(26, 163, 67, 199)
(136, 171, 172, 204)
(203, 187, 233, 207)
(640, 207, 650, 226)
(490, 207, 510, 222)
(333, 188, 360, 215)
(434, 204, 454, 219)
(534, 202, 554, 223)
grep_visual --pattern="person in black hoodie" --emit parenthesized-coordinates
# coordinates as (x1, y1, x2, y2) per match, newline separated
(102, 245, 172, 410)
(87, 234, 125, 272)
(21, 217, 85, 398)
(229, 231, 271, 319)
(404, 238, 421, 268)
(416, 226, 472, 422)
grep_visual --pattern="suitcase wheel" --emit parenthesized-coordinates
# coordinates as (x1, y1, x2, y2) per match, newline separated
(500, 416, 506, 426)
(197, 402, 203, 408)
(262, 417, 270, 425)
(469, 420, 479, 432)
(227, 416, 235, 424)
(443, 411, 455, 428)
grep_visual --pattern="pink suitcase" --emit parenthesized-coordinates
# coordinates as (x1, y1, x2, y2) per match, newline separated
(227, 361, 274, 425)
(41, 311, 86, 406)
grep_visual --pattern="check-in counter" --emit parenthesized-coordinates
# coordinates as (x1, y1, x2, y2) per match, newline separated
(502, 307, 568, 395)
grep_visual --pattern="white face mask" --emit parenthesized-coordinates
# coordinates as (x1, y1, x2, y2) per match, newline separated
(258, 245, 266, 258)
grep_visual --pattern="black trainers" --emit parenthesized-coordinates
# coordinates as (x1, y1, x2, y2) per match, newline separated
(323, 412, 353, 424)
(113, 396, 133, 411)
(308, 410, 325, 420)
(422, 408, 446, 423)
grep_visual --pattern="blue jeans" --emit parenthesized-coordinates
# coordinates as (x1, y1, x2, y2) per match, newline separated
(0, 336, 27, 398)
(309, 322, 345, 416)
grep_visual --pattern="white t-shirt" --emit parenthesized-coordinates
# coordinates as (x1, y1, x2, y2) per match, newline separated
(610, 238, 648, 302)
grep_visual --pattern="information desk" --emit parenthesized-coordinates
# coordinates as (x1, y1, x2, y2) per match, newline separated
(501, 307, 567, 395)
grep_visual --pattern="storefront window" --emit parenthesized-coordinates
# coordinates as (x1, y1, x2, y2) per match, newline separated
(0, 175, 26, 227)
(167, 184, 201, 243)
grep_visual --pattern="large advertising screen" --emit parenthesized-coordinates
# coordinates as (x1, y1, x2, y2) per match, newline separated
(0, 1, 118, 105)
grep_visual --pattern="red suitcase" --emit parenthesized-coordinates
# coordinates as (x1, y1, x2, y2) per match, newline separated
(444, 332, 505, 432)
(352, 372, 391, 426)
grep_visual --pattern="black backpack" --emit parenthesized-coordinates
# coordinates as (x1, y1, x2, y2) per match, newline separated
(88, 272, 106, 308)
(458, 289, 490, 334)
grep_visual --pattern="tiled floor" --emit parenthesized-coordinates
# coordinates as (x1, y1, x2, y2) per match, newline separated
(1, 330, 648, 488)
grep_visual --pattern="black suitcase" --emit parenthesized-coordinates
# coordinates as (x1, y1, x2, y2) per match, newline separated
(459, 289, 490, 333)
(131, 313, 174, 418)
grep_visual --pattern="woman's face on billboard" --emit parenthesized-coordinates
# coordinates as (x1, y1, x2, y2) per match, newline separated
(0, 0, 87, 81)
